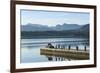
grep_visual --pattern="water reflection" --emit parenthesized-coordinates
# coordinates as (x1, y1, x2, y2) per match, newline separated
(21, 38, 89, 63)
(46, 56, 72, 61)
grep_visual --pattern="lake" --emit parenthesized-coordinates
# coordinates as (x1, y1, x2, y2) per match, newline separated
(20, 38, 89, 63)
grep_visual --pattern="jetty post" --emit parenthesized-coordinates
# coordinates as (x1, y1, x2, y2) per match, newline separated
(68, 45, 71, 50)
(76, 46, 79, 51)
(55, 45, 57, 49)
(58, 44, 60, 49)
(84, 46, 87, 51)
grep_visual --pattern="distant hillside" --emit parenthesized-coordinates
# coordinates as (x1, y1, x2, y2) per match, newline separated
(54, 23, 81, 31)
(21, 23, 89, 39)
(21, 24, 89, 39)
(21, 23, 53, 31)
(80, 24, 89, 31)
(21, 23, 82, 31)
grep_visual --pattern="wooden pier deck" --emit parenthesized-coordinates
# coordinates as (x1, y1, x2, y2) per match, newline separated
(40, 48, 89, 60)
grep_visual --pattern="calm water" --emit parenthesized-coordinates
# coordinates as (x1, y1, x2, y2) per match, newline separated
(21, 38, 89, 63)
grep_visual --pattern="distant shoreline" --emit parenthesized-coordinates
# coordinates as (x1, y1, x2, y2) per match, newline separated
(21, 30, 89, 39)
(21, 36, 89, 39)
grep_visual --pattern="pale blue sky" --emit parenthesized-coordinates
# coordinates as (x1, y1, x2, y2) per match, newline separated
(21, 9, 90, 26)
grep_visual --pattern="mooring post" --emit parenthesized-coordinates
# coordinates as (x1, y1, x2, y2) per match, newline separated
(76, 46, 79, 51)
(58, 57, 60, 61)
(61, 58, 63, 61)
(84, 46, 87, 51)
(59, 44, 60, 49)
(58, 44, 60, 49)
(55, 57, 57, 61)
(63, 45, 65, 49)
(68, 45, 71, 50)
(60, 44, 61, 49)
(55, 45, 57, 49)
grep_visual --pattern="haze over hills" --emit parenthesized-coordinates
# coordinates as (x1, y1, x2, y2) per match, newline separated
(21, 23, 89, 39)
(21, 23, 52, 31)
(21, 23, 88, 31)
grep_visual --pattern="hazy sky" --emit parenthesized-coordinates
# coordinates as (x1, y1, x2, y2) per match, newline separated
(21, 10, 90, 26)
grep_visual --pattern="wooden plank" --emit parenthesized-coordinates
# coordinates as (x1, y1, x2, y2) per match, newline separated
(40, 48, 89, 60)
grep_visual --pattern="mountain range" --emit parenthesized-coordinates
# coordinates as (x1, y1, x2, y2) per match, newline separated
(21, 23, 89, 31)
(21, 23, 89, 39)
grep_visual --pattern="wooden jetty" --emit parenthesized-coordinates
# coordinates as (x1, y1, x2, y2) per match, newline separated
(40, 48, 89, 60)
